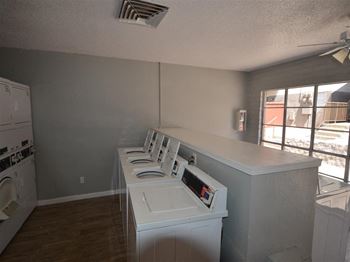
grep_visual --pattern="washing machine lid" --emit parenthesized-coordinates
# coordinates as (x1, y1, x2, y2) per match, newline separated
(144, 186, 197, 213)
(129, 182, 224, 232)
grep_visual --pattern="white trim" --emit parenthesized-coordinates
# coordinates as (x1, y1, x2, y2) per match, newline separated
(37, 189, 122, 206)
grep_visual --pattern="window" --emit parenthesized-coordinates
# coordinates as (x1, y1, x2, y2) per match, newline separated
(260, 82, 350, 182)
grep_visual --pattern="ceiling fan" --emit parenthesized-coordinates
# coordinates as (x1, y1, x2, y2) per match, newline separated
(298, 30, 350, 64)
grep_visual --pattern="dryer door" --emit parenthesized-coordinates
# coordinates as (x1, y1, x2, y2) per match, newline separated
(0, 176, 19, 221)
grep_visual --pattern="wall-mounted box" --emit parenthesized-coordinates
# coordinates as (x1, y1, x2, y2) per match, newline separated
(236, 109, 247, 132)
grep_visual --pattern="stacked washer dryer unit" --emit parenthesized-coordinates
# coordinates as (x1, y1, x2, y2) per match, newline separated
(0, 78, 37, 253)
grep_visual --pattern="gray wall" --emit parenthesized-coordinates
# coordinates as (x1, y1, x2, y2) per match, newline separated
(0, 48, 247, 200)
(245, 56, 350, 143)
(247, 168, 318, 261)
(160, 63, 247, 139)
(0, 48, 160, 200)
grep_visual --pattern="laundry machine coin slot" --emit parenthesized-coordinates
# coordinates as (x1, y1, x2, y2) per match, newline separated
(0, 156, 11, 173)
(21, 148, 31, 159)
(0, 147, 8, 156)
(21, 140, 28, 147)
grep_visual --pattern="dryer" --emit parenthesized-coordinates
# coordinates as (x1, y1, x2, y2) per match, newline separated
(0, 78, 36, 254)
(127, 165, 228, 262)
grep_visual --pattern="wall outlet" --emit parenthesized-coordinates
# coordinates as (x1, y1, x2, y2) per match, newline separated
(189, 153, 197, 165)
(80, 176, 85, 184)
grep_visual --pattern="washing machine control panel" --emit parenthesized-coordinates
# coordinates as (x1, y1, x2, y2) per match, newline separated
(182, 168, 214, 208)
(0, 146, 34, 173)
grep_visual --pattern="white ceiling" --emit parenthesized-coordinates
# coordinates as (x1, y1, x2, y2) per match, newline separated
(1, 0, 350, 71)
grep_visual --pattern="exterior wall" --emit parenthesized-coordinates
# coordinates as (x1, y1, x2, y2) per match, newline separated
(245, 55, 350, 144)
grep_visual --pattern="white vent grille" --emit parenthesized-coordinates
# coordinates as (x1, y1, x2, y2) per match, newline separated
(118, 0, 169, 28)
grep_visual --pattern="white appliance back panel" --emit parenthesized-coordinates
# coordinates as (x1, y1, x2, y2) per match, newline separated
(161, 139, 180, 176)
(0, 82, 12, 126)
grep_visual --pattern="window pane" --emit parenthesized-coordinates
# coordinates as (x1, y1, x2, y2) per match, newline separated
(263, 107, 284, 125)
(264, 89, 285, 106)
(317, 82, 350, 107)
(314, 130, 348, 155)
(313, 152, 346, 179)
(284, 146, 309, 156)
(262, 125, 283, 143)
(285, 127, 311, 148)
(287, 86, 314, 107)
(261, 142, 282, 150)
(315, 108, 350, 131)
(286, 108, 312, 128)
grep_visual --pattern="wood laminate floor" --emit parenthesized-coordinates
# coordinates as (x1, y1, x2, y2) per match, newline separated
(0, 196, 126, 262)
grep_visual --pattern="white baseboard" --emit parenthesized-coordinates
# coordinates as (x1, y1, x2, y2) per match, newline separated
(37, 189, 121, 206)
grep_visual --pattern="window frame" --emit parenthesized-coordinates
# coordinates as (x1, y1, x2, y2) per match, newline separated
(259, 81, 350, 182)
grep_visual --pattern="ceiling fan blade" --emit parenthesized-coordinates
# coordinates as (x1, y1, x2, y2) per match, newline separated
(319, 46, 347, 56)
(332, 48, 349, 64)
(298, 42, 342, 47)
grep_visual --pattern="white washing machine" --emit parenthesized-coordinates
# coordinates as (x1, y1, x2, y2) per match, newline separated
(119, 139, 186, 239)
(127, 165, 228, 262)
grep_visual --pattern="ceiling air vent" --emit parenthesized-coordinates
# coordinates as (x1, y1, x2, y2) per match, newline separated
(118, 0, 169, 28)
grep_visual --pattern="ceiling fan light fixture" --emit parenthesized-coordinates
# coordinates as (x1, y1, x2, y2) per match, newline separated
(332, 48, 349, 64)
